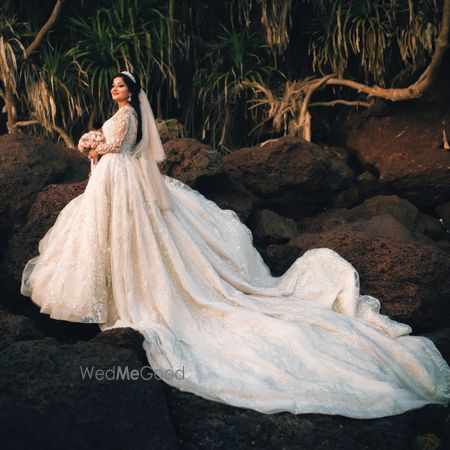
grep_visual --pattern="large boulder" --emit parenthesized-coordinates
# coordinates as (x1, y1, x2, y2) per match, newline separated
(345, 97, 450, 208)
(252, 209, 298, 245)
(0, 308, 44, 352)
(264, 194, 450, 291)
(159, 138, 223, 186)
(0, 336, 178, 450)
(165, 383, 448, 450)
(0, 134, 88, 260)
(330, 214, 439, 246)
(92, 327, 149, 364)
(297, 194, 446, 242)
(222, 135, 357, 219)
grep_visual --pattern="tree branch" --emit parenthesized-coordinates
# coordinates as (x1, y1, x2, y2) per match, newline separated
(299, 73, 335, 135)
(309, 99, 373, 108)
(13, 119, 75, 149)
(416, 0, 450, 87)
(52, 124, 75, 149)
(321, 0, 450, 101)
(245, 0, 449, 143)
(24, 0, 63, 59)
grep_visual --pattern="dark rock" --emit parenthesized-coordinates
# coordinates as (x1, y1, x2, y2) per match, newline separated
(298, 194, 446, 242)
(165, 385, 423, 450)
(26, 180, 88, 226)
(421, 328, 450, 364)
(435, 239, 450, 253)
(0, 337, 177, 450)
(351, 195, 446, 240)
(0, 310, 44, 352)
(0, 292, 99, 345)
(264, 244, 302, 276)
(436, 201, 450, 232)
(160, 138, 223, 186)
(356, 170, 384, 200)
(252, 209, 297, 245)
(93, 327, 148, 365)
(222, 135, 356, 219)
(409, 404, 450, 450)
(329, 214, 436, 246)
(345, 98, 450, 208)
(0, 134, 88, 260)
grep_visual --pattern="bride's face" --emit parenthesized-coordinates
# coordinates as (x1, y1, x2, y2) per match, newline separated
(111, 77, 129, 103)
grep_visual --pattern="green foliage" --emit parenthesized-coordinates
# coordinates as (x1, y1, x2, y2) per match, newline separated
(65, 0, 178, 122)
(32, 44, 86, 129)
(193, 24, 279, 147)
(0, 15, 28, 95)
(306, 0, 439, 86)
(0, 0, 445, 148)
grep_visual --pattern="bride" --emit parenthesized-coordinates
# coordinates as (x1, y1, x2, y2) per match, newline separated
(20, 70, 450, 419)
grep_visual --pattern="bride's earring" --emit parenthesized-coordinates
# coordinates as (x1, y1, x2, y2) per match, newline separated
(128, 94, 132, 102)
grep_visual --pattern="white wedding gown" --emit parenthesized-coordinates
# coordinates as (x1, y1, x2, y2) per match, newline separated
(21, 105, 450, 419)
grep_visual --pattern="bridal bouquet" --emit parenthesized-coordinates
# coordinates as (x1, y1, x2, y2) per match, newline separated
(78, 129, 105, 154)
(78, 129, 105, 173)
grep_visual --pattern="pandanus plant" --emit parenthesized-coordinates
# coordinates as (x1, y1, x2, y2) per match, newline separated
(0, 0, 448, 150)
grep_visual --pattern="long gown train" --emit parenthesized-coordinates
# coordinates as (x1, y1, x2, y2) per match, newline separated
(20, 150, 450, 419)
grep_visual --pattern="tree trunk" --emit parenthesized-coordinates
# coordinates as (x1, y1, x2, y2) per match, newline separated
(5, 87, 17, 134)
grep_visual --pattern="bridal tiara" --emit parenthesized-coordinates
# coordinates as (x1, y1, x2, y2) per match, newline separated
(120, 71, 136, 84)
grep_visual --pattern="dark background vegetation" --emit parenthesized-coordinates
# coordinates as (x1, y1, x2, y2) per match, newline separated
(0, 0, 444, 150)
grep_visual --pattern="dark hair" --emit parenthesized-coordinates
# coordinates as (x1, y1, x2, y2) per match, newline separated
(112, 71, 142, 143)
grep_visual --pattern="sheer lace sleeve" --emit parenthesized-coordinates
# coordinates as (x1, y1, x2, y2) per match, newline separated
(97, 106, 136, 155)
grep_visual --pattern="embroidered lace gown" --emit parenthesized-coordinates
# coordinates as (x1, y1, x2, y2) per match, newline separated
(21, 104, 450, 419)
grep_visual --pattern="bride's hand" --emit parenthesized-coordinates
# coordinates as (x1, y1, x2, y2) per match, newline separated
(77, 140, 86, 153)
(88, 149, 98, 159)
